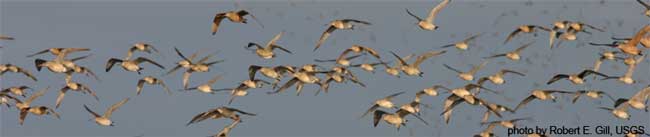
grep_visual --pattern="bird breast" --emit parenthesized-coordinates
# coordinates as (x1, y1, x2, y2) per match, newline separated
(554, 22, 566, 29)
(423, 88, 438, 96)
(386, 68, 399, 76)
(452, 89, 471, 98)
(585, 92, 601, 99)
(96, 117, 112, 126)
(569, 76, 584, 84)
(198, 85, 212, 93)
(418, 21, 435, 31)
(260, 69, 279, 79)
(532, 90, 549, 100)
(489, 76, 505, 85)
(506, 53, 520, 61)
(628, 101, 646, 110)
(48, 63, 68, 73)
(456, 42, 468, 50)
(384, 115, 403, 125)
(62, 61, 77, 69)
(501, 121, 515, 128)
(233, 90, 248, 96)
(178, 61, 191, 68)
(192, 65, 210, 72)
(9, 88, 24, 96)
(225, 12, 244, 22)
(400, 105, 418, 114)
(459, 73, 474, 81)
(242, 80, 258, 88)
(336, 59, 350, 66)
(256, 50, 274, 59)
(619, 77, 634, 85)
(28, 107, 47, 115)
(360, 64, 374, 72)
(122, 62, 140, 71)
(67, 83, 80, 90)
(401, 66, 420, 76)
(612, 110, 629, 119)
(376, 100, 394, 108)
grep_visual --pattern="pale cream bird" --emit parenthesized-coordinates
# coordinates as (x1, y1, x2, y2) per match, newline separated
(484, 41, 534, 61)
(440, 33, 481, 50)
(83, 98, 130, 126)
(185, 74, 223, 94)
(405, 0, 451, 31)
(360, 91, 406, 118)
(443, 61, 489, 81)
(391, 50, 447, 77)
(314, 19, 371, 51)
(246, 32, 292, 59)
(515, 89, 574, 111)
(136, 76, 171, 95)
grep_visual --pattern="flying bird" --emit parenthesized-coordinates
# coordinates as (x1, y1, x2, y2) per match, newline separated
(514, 89, 574, 111)
(360, 91, 406, 118)
(391, 50, 446, 77)
(126, 42, 159, 60)
(0, 64, 37, 81)
(504, 25, 551, 44)
(106, 57, 165, 74)
(246, 32, 292, 59)
(185, 74, 224, 94)
(405, 0, 451, 31)
(443, 61, 488, 81)
(314, 19, 371, 51)
(211, 10, 262, 35)
(83, 98, 130, 126)
(136, 76, 171, 95)
(187, 106, 256, 126)
(484, 41, 534, 61)
(440, 33, 481, 50)
(546, 69, 609, 85)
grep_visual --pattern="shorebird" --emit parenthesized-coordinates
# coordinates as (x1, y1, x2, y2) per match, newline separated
(547, 69, 610, 85)
(479, 101, 516, 123)
(331, 45, 381, 66)
(212, 119, 240, 137)
(26, 48, 89, 58)
(372, 109, 428, 130)
(552, 20, 572, 31)
(267, 69, 327, 96)
(440, 33, 481, 50)
(0, 92, 20, 108)
(314, 19, 371, 51)
(443, 61, 488, 81)
(391, 50, 446, 76)
(181, 52, 224, 89)
(187, 106, 256, 126)
(514, 89, 574, 111)
(571, 90, 615, 104)
(136, 76, 171, 95)
(318, 69, 366, 94)
(35, 54, 92, 74)
(478, 69, 526, 86)
(106, 57, 165, 74)
(589, 25, 650, 56)
(83, 98, 130, 126)
(166, 47, 201, 76)
(592, 51, 622, 72)
(484, 41, 533, 61)
(440, 95, 503, 124)
(349, 62, 386, 73)
(405, 0, 451, 31)
(620, 85, 650, 112)
(185, 74, 223, 94)
(415, 85, 448, 102)
(55, 79, 99, 108)
(248, 65, 294, 89)
(360, 91, 406, 118)
(66, 65, 100, 81)
(602, 56, 642, 84)
(0, 64, 37, 81)
(637, 0, 650, 17)
(504, 25, 551, 44)
(568, 22, 604, 34)
(441, 84, 497, 104)
(220, 79, 270, 105)
(15, 87, 59, 125)
(211, 10, 262, 35)
(1, 86, 31, 97)
(126, 42, 159, 60)
(314, 54, 365, 66)
(599, 98, 635, 120)
(246, 32, 292, 59)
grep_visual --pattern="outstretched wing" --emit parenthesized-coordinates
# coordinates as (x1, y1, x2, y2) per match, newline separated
(426, 0, 451, 23)
(105, 98, 130, 118)
(314, 26, 337, 51)
(211, 13, 227, 35)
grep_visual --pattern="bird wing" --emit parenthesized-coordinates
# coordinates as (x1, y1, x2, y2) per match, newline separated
(361, 46, 381, 59)
(225, 107, 257, 116)
(503, 28, 522, 44)
(17, 67, 37, 81)
(25, 49, 51, 58)
(390, 51, 409, 66)
(105, 58, 122, 72)
(268, 78, 298, 94)
(25, 87, 49, 105)
(182, 71, 192, 90)
(405, 8, 423, 21)
(514, 95, 536, 111)
(413, 50, 446, 67)
(248, 65, 262, 80)
(104, 98, 130, 118)
(468, 61, 488, 75)
(135, 57, 165, 69)
(314, 26, 337, 51)
(639, 0, 650, 9)
(578, 70, 608, 78)
(630, 85, 650, 104)
(426, 0, 450, 23)
(501, 69, 526, 76)
(443, 64, 462, 73)
(265, 32, 283, 48)
(483, 53, 507, 59)
(270, 44, 292, 54)
(83, 104, 101, 117)
(55, 88, 69, 108)
(546, 74, 570, 85)
(211, 13, 227, 35)
(627, 25, 650, 48)
(372, 110, 387, 127)
(136, 79, 146, 95)
(515, 41, 534, 53)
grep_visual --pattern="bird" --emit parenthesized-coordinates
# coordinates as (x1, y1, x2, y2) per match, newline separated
(349, 62, 387, 74)
(571, 90, 615, 104)
(443, 61, 488, 81)
(372, 109, 428, 130)
(552, 20, 572, 31)
(360, 91, 406, 118)
(637, 0, 650, 17)
(391, 50, 446, 76)
(1, 86, 31, 97)
(415, 85, 448, 102)
(546, 69, 610, 85)
(26, 48, 89, 58)
(55, 80, 99, 108)
(599, 98, 634, 120)
(186, 106, 256, 126)
(67, 65, 101, 81)
(248, 65, 294, 89)
(246, 32, 292, 59)
(318, 69, 366, 94)
(589, 25, 650, 56)
(592, 51, 622, 72)
(504, 25, 552, 44)
(484, 41, 534, 61)
(440, 33, 481, 50)
(333, 45, 381, 66)
(0, 92, 20, 108)
(619, 85, 650, 112)
(314, 19, 371, 51)
(185, 74, 224, 94)
(568, 22, 604, 34)
(221, 79, 270, 105)
(440, 94, 503, 124)
(477, 118, 532, 136)
(514, 89, 574, 111)
(212, 119, 241, 137)
(126, 42, 159, 60)
(15, 87, 58, 125)
(83, 98, 129, 126)
(211, 10, 262, 35)
(267, 69, 327, 96)
(166, 47, 202, 76)
(136, 76, 171, 95)
(35, 54, 92, 74)
(478, 69, 526, 86)
(0, 64, 37, 81)
(602, 56, 642, 85)
(181, 52, 224, 89)
(441, 84, 497, 104)
(479, 101, 516, 123)
(106, 57, 165, 74)
(405, 0, 451, 31)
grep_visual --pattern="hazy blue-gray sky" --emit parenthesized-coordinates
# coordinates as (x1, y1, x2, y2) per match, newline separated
(1, 0, 649, 137)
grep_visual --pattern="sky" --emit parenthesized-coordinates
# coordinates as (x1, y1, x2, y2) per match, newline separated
(1, 0, 649, 137)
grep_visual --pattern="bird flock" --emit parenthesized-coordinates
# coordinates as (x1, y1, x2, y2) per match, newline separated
(1, 0, 650, 137)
